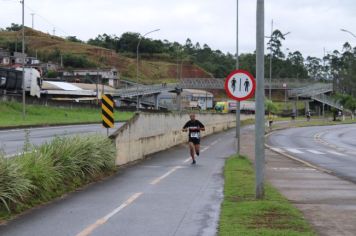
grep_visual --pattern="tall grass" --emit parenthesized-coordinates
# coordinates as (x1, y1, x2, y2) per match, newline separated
(0, 134, 116, 216)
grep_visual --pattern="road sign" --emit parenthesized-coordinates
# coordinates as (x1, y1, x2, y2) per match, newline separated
(101, 94, 114, 128)
(225, 69, 256, 101)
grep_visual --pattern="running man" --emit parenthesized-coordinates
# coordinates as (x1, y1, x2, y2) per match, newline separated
(182, 114, 205, 164)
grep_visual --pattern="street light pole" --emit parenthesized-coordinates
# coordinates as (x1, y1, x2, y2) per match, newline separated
(341, 28, 356, 39)
(255, 0, 265, 199)
(269, 19, 273, 100)
(236, 0, 241, 155)
(136, 29, 160, 111)
(21, 0, 26, 119)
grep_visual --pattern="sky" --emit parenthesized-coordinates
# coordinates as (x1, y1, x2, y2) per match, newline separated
(1, 0, 356, 58)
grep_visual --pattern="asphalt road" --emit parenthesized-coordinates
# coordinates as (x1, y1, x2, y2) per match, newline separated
(0, 123, 123, 156)
(0, 128, 237, 236)
(267, 123, 356, 182)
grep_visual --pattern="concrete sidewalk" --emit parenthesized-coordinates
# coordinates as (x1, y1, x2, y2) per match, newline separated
(240, 125, 356, 236)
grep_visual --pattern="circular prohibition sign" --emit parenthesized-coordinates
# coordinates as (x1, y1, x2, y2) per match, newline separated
(224, 69, 256, 101)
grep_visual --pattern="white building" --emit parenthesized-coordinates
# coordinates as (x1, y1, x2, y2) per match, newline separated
(61, 68, 119, 88)
(159, 89, 214, 110)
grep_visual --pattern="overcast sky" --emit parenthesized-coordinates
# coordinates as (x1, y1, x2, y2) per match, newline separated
(1, 0, 356, 58)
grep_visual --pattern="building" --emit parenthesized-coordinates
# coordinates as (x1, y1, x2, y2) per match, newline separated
(60, 68, 120, 88)
(0, 48, 10, 65)
(159, 89, 214, 110)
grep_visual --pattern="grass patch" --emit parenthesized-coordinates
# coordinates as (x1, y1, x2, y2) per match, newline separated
(0, 101, 133, 128)
(219, 155, 315, 236)
(0, 134, 117, 221)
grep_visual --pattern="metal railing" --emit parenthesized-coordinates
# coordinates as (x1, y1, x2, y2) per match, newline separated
(112, 83, 180, 98)
(312, 94, 343, 110)
(288, 83, 333, 97)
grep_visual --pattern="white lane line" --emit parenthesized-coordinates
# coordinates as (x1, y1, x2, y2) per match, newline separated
(306, 149, 325, 155)
(210, 139, 221, 146)
(269, 167, 316, 171)
(286, 148, 304, 154)
(201, 146, 209, 152)
(76, 192, 143, 236)
(150, 166, 181, 185)
(327, 150, 347, 156)
(270, 147, 285, 153)
(183, 157, 191, 163)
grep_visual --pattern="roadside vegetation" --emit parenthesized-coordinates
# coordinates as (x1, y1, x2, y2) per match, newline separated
(0, 101, 133, 128)
(219, 155, 315, 236)
(0, 134, 116, 222)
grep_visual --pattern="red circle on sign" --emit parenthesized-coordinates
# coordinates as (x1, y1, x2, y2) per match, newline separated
(224, 69, 256, 101)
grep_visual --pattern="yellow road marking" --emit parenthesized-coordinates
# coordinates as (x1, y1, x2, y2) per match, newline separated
(150, 166, 181, 185)
(76, 192, 142, 236)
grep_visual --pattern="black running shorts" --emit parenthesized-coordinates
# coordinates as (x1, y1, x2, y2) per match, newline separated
(189, 138, 200, 145)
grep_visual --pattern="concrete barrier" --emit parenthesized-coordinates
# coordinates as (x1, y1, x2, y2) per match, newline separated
(110, 112, 252, 165)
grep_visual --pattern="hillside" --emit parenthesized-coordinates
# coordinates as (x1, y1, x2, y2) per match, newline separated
(0, 28, 212, 84)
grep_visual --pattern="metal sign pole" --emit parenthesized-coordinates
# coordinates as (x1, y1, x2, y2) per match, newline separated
(255, 0, 265, 199)
(236, 0, 240, 155)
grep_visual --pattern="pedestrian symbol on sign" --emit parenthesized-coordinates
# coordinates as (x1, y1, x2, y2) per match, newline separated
(224, 69, 256, 101)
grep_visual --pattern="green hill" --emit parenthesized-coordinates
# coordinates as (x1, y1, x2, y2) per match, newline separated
(0, 28, 212, 84)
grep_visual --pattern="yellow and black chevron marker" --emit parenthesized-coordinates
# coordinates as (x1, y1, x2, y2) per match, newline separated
(101, 94, 114, 128)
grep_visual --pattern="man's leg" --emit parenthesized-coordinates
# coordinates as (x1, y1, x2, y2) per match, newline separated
(189, 142, 195, 163)
(194, 143, 200, 156)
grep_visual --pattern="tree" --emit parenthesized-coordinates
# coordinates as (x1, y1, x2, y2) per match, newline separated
(66, 36, 83, 43)
(305, 56, 323, 79)
(267, 29, 287, 59)
(5, 23, 22, 31)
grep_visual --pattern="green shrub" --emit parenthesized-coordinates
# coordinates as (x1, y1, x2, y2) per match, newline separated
(0, 156, 33, 212)
(18, 152, 63, 201)
(0, 134, 116, 215)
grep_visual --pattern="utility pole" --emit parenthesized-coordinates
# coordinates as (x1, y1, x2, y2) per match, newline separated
(255, 0, 265, 199)
(21, 0, 26, 119)
(53, 27, 56, 36)
(31, 13, 35, 29)
(236, 0, 241, 155)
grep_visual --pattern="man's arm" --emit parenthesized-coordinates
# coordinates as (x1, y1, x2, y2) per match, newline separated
(198, 120, 205, 131)
(182, 121, 189, 132)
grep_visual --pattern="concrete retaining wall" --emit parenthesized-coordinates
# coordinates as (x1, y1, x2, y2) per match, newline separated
(111, 112, 252, 165)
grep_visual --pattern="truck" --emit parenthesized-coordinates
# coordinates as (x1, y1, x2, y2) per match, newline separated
(0, 67, 42, 97)
(215, 100, 255, 114)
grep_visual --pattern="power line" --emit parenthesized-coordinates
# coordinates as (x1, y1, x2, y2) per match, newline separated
(1, 0, 70, 36)
(23, 3, 69, 36)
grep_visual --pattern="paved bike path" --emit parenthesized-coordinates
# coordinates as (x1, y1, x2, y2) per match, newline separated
(0, 129, 237, 236)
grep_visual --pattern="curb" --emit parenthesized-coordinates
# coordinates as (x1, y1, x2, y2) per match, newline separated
(0, 122, 102, 131)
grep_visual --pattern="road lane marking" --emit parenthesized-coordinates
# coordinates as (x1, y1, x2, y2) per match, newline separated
(327, 150, 346, 156)
(182, 144, 211, 164)
(76, 192, 143, 236)
(270, 147, 285, 153)
(210, 138, 221, 146)
(306, 149, 325, 155)
(150, 166, 181, 185)
(286, 148, 304, 154)
(269, 167, 316, 171)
